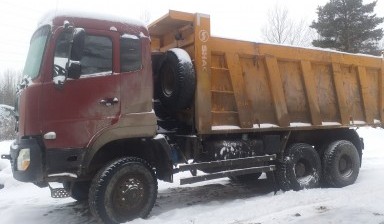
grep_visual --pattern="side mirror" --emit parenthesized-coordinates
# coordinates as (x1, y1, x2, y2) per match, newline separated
(67, 61, 82, 79)
(71, 28, 85, 61)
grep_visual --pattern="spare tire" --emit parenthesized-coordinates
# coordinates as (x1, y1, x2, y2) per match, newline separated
(158, 48, 196, 111)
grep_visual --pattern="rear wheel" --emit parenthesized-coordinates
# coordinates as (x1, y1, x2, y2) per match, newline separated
(322, 140, 360, 187)
(277, 143, 321, 191)
(89, 157, 158, 224)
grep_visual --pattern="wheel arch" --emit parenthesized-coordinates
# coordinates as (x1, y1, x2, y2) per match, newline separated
(81, 136, 173, 183)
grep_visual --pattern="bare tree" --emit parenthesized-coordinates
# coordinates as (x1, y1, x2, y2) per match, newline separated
(0, 104, 16, 141)
(0, 69, 21, 140)
(262, 5, 315, 47)
(0, 69, 21, 106)
(140, 10, 151, 25)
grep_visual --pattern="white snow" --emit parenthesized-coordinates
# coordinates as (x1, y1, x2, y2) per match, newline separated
(322, 122, 342, 126)
(121, 34, 139, 39)
(0, 127, 384, 224)
(139, 32, 150, 40)
(290, 122, 311, 127)
(154, 134, 165, 140)
(38, 10, 145, 28)
(351, 120, 367, 125)
(0, 104, 15, 111)
(255, 41, 384, 60)
(53, 75, 66, 85)
(47, 173, 78, 178)
(257, 123, 280, 128)
(169, 48, 192, 64)
(212, 125, 241, 130)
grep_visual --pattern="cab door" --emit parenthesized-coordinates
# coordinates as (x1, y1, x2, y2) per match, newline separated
(41, 29, 120, 149)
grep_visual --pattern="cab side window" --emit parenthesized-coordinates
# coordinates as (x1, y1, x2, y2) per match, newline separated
(54, 33, 112, 77)
(120, 35, 142, 72)
(81, 35, 112, 75)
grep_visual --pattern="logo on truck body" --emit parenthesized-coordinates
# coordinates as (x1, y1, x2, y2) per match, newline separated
(199, 30, 209, 71)
(199, 30, 209, 42)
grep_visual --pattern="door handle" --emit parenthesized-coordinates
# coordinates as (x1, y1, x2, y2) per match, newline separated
(100, 97, 119, 106)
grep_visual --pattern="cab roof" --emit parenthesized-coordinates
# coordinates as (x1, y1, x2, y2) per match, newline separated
(38, 10, 148, 37)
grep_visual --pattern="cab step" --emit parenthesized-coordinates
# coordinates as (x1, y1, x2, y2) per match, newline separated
(48, 184, 70, 198)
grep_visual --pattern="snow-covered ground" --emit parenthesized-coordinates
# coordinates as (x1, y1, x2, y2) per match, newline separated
(0, 127, 384, 224)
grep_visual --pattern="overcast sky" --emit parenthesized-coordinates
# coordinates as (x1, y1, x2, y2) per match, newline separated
(0, 0, 383, 73)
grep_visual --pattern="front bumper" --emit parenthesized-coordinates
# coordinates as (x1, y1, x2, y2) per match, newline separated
(5, 138, 44, 183)
(2, 138, 87, 184)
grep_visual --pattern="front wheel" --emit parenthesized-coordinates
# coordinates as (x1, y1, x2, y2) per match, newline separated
(89, 157, 158, 224)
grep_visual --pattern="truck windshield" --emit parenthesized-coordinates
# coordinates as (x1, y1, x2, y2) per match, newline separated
(23, 26, 50, 80)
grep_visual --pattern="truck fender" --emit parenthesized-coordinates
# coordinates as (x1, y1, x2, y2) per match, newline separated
(81, 133, 174, 183)
(151, 134, 174, 182)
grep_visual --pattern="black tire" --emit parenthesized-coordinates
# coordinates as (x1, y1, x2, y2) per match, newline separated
(322, 140, 360, 188)
(229, 173, 262, 183)
(158, 48, 195, 111)
(277, 143, 321, 191)
(153, 100, 173, 120)
(63, 180, 91, 201)
(89, 157, 158, 224)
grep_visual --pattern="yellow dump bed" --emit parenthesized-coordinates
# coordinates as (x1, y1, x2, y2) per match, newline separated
(149, 10, 384, 134)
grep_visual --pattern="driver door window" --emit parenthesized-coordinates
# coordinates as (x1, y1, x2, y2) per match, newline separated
(53, 33, 112, 77)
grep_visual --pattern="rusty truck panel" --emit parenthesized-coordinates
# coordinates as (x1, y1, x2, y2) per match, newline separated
(149, 10, 384, 134)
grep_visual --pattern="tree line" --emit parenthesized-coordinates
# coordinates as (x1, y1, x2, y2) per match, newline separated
(0, 69, 21, 141)
(0, 69, 21, 106)
(262, 0, 383, 55)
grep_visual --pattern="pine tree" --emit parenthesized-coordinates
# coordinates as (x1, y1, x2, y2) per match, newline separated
(311, 0, 383, 55)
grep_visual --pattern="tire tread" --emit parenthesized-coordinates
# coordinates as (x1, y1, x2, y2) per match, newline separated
(89, 157, 158, 224)
(322, 140, 360, 188)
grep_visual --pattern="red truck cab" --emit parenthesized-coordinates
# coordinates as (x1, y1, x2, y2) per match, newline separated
(8, 11, 160, 183)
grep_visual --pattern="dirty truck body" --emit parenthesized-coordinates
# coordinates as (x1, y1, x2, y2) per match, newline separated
(3, 10, 383, 223)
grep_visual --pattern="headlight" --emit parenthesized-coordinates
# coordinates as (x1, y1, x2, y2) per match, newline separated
(17, 148, 30, 171)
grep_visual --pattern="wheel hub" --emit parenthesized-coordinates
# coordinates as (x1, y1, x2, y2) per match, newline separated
(295, 162, 306, 178)
(339, 155, 353, 178)
(162, 65, 175, 97)
(295, 159, 311, 178)
(114, 177, 145, 210)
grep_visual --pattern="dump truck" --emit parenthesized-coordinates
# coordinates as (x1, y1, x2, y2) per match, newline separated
(2, 10, 383, 223)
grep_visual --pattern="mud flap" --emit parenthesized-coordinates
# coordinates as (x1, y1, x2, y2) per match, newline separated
(266, 171, 278, 195)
